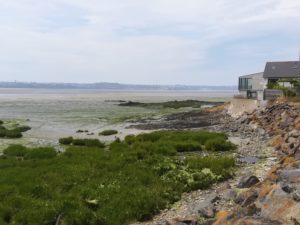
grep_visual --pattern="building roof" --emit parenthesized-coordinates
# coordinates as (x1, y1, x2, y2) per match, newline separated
(263, 61, 300, 78)
(239, 72, 263, 79)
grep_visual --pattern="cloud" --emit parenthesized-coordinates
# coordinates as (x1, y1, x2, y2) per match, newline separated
(0, 0, 300, 85)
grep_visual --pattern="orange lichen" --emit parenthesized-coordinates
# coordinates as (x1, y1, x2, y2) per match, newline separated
(265, 166, 279, 182)
(295, 122, 300, 130)
(272, 200, 294, 218)
(271, 135, 284, 149)
(237, 220, 254, 225)
(282, 156, 296, 166)
(213, 211, 230, 225)
(258, 184, 275, 199)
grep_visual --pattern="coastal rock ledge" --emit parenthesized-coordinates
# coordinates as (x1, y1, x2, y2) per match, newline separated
(214, 102, 300, 225)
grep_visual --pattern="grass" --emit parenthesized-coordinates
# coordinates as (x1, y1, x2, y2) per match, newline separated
(99, 130, 118, 136)
(0, 130, 235, 225)
(59, 137, 105, 148)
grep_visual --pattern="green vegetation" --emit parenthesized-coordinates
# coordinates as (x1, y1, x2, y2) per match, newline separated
(99, 130, 118, 136)
(124, 130, 236, 153)
(0, 130, 235, 225)
(58, 136, 73, 145)
(59, 137, 105, 148)
(0, 123, 31, 139)
(3, 145, 57, 160)
(119, 100, 224, 109)
(205, 138, 237, 151)
(267, 79, 297, 97)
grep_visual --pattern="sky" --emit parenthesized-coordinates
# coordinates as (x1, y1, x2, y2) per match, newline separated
(0, 0, 300, 85)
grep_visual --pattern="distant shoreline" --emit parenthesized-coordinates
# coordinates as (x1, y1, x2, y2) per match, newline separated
(0, 81, 237, 92)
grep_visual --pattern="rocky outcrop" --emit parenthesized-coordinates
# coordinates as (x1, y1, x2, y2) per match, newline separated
(214, 103, 300, 225)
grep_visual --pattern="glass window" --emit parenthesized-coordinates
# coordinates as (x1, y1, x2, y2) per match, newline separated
(239, 78, 252, 90)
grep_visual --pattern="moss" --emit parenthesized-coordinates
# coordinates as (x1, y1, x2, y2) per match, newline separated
(4, 130, 23, 139)
(12, 126, 31, 133)
(59, 137, 73, 145)
(99, 130, 118, 136)
(0, 121, 31, 139)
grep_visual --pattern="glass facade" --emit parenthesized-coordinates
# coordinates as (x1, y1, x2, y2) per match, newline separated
(239, 78, 252, 90)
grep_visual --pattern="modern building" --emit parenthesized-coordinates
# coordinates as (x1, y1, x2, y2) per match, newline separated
(238, 72, 266, 100)
(238, 61, 300, 100)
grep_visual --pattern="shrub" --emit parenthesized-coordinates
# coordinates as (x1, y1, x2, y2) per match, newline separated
(3, 145, 28, 157)
(0, 129, 6, 138)
(84, 139, 105, 148)
(187, 155, 235, 179)
(0, 125, 30, 139)
(283, 88, 296, 97)
(0, 120, 3, 125)
(72, 139, 86, 146)
(59, 137, 73, 145)
(5, 130, 22, 139)
(205, 138, 236, 151)
(99, 130, 118, 136)
(125, 135, 136, 145)
(13, 126, 31, 133)
(175, 143, 202, 152)
(72, 139, 105, 148)
(24, 147, 57, 160)
(136, 133, 161, 142)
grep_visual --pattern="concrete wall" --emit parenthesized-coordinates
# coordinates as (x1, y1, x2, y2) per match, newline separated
(251, 73, 267, 91)
(264, 89, 283, 100)
(227, 98, 267, 118)
(239, 72, 267, 101)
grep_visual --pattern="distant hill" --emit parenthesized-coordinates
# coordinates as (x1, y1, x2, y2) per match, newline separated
(0, 82, 237, 91)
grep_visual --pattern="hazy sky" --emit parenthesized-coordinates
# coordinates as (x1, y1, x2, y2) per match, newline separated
(1, 0, 300, 85)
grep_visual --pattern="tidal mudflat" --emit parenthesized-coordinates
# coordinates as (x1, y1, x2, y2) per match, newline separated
(0, 89, 234, 150)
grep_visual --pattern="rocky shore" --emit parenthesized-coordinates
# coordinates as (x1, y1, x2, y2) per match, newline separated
(132, 102, 300, 225)
(213, 102, 300, 225)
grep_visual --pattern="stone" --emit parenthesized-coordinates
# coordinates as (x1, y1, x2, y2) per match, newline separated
(279, 169, 300, 182)
(198, 219, 215, 225)
(281, 184, 294, 193)
(234, 189, 258, 205)
(295, 151, 300, 160)
(165, 220, 187, 225)
(280, 119, 290, 129)
(223, 189, 237, 200)
(241, 192, 258, 207)
(217, 182, 231, 192)
(198, 206, 215, 218)
(256, 128, 265, 135)
(293, 191, 300, 202)
(237, 175, 260, 188)
(210, 195, 221, 203)
(289, 130, 300, 138)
